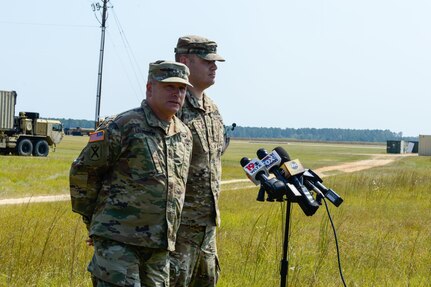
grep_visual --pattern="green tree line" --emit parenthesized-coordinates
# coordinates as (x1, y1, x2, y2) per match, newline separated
(54, 118, 95, 129)
(228, 126, 417, 142)
(53, 118, 417, 143)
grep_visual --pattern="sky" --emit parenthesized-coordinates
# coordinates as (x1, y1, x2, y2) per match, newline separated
(1, 0, 430, 137)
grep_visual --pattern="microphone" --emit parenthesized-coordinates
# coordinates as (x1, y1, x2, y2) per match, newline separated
(240, 157, 269, 185)
(303, 169, 343, 207)
(222, 123, 237, 155)
(256, 148, 282, 175)
(273, 147, 306, 178)
(270, 147, 320, 216)
(240, 157, 286, 201)
(256, 148, 302, 200)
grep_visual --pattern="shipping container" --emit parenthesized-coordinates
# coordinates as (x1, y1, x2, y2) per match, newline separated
(386, 140, 405, 154)
(0, 90, 17, 131)
(418, 135, 431, 156)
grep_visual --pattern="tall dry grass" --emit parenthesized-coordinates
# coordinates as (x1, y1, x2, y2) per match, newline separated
(217, 154, 431, 286)
(1, 138, 430, 286)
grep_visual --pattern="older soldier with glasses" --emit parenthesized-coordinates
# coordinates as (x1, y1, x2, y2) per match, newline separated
(170, 35, 226, 287)
(70, 60, 193, 287)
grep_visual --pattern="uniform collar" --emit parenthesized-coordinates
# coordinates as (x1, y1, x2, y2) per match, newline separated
(185, 91, 214, 113)
(141, 100, 180, 135)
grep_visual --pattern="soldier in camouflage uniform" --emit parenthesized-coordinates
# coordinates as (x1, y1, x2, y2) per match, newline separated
(70, 60, 193, 287)
(169, 35, 226, 287)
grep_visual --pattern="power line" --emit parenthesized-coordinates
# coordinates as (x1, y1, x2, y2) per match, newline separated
(0, 20, 96, 28)
(105, 29, 143, 103)
(111, 7, 146, 98)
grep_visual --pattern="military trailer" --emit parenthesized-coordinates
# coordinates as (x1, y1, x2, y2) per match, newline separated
(0, 90, 64, 156)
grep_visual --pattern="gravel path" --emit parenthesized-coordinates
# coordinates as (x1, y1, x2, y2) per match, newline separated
(0, 153, 414, 205)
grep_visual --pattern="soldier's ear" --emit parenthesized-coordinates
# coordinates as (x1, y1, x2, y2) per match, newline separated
(146, 81, 153, 98)
(178, 55, 188, 65)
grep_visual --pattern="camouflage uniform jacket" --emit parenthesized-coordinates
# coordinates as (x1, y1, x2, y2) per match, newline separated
(69, 100, 193, 251)
(176, 91, 224, 227)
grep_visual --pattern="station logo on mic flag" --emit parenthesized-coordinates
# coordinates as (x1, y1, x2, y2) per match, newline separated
(261, 151, 281, 170)
(282, 159, 305, 176)
(290, 161, 299, 170)
(244, 160, 263, 175)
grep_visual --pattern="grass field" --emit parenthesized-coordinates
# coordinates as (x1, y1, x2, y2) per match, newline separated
(1, 136, 430, 286)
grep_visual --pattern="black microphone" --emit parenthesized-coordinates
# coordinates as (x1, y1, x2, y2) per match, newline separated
(222, 123, 236, 155)
(303, 169, 343, 207)
(270, 147, 320, 216)
(240, 157, 286, 201)
(256, 148, 302, 201)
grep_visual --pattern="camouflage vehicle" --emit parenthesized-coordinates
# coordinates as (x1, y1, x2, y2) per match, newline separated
(0, 90, 64, 156)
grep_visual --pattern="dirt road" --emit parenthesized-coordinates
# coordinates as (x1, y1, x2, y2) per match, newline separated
(314, 153, 414, 176)
(0, 153, 414, 205)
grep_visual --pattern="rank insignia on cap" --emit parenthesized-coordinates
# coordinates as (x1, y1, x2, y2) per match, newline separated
(89, 130, 105, 142)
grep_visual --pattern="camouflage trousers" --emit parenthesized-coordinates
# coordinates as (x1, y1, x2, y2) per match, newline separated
(169, 225, 220, 287)
(88, 236, 169, 287)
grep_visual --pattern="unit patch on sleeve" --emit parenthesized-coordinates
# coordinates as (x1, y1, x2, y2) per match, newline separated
(89, 130, 105, 143)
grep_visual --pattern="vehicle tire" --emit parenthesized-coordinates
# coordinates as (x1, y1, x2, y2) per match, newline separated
(17, 139, 33, 156)
(33, 140, 49, 157)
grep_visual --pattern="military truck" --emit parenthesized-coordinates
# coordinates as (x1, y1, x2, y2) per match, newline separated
(64, 127, 95, 136)
(0, 90, 64, 156)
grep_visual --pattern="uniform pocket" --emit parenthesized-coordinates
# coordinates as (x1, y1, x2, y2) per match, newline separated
(127, 134, 164, 181)
(89, 237, 140, 286)
(211, 114, 224, 154)
(192, 121, 209, 153)
(169, 132, 192, 183)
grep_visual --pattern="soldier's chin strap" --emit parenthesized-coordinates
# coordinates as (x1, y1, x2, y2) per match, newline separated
(221, 123, 236, 155)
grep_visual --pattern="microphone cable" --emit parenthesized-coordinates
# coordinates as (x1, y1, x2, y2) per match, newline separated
(322, 197, 348, 287)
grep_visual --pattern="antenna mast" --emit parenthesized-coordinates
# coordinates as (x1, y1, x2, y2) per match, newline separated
(94, 0, 109, 129)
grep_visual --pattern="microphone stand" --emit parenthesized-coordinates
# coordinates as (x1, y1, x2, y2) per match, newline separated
(280, 200, 291, 287)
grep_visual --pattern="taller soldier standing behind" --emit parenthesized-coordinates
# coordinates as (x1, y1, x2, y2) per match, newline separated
(170, 35, 226, 287)
(70, 61, 193, 287)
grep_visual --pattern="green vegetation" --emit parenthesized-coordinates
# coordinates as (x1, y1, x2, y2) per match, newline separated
(223, 140, 385, 179)
(218, 154, 431, 286)
(0, 136, 85, 199)
(0, 202, 90, 286)
(0, 137, 430, 286)
(52, 117, 417, 142)
(53, 118, 95, 129)
(230, 126, 417, 142)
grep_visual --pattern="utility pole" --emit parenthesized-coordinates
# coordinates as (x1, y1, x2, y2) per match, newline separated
(94, 0, 108, 129)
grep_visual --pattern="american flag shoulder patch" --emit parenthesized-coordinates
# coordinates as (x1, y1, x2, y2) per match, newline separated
(89, 130, 105, 142)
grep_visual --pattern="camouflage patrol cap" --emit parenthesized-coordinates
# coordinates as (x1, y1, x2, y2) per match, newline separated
(148, 60, 193, 86)
(175, 35, 225, 62)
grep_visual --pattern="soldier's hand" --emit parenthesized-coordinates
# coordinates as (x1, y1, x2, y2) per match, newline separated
(86, 238, 94, 246)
